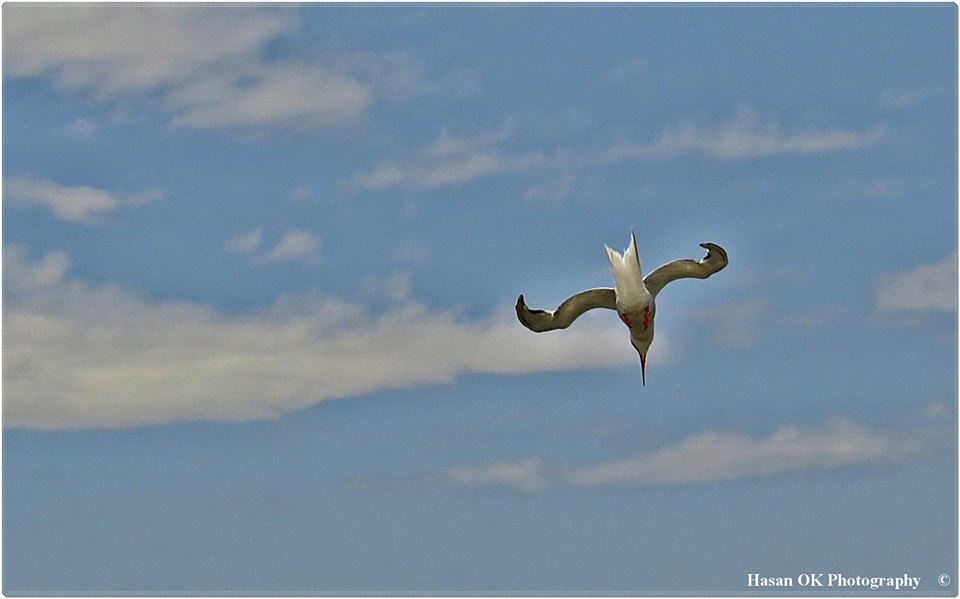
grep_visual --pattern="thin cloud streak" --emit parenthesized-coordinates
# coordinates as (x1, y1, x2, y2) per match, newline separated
(226, 228, 321, 265)
(355, 108, 886, 192)
(255, 230, 321, 265)
(448, 458, 548, 493)
(355, 123, 546, 191)
(446, 418, 924, 492)
(598, 106, 885, 161)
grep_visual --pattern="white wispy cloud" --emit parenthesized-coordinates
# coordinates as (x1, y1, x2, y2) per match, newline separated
(4, 247, 71, 294)
(875, 253, 957, 314)
(355, 107, 885, 192)
(255, 230, 321, 265)
(817, 176, 936, 202)
(359, 153, 503, 191)
(524, 173, 576, 203)
(168, 65, 370, 132)
(600, 106, 885, 161)
(6, 5, 281, 88)
(226, 228, 321, 265)
(447, 458, 548, 493)
(4, 175, 162, 224)
(878, 86, 942, 110)
(356, 124, 546, 191)
(226, 228, 264, 255)
(66, 118, 98, 138)
(6, 5, 450, 134)
(564, 419, 916, 487)
(446, 418, 922, 492)
(4, 245, 636, 429)
(336, 49, 478, 102)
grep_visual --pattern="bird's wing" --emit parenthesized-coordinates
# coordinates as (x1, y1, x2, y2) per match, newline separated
(642, 243, 728, 298)
(516, 288, 617, 332)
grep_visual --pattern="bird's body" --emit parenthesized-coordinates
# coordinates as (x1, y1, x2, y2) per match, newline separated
(604, 233, 655, 377)
(516, 232, 728, 384)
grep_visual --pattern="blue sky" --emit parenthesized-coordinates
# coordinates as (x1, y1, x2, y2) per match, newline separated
(2, 3, 957, 595)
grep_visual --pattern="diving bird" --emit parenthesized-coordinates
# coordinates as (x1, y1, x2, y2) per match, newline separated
(516, 233, 728, 384)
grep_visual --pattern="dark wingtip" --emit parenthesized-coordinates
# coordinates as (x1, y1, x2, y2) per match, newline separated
(516, 294, 530, 327)
(699, 242, 729, 266)
(699, 242, 724, 252)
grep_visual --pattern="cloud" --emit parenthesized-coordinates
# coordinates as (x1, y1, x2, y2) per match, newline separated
(5, 5, 288, 95)
(336, 50, 478, 101)
(4, 175, 162, 224)
(227, 228, 320, 265)
(66, 118, 98, 138)
(447, 458, 548, 493)
(875, 253, 957, 314)
(4, 246, 70, 294)
(564, 419, 917, 487)
(360, 271, 414, 302)
(817, 176, 936, 202)
(226, 228, 264, 254)
(167, 64, 372, 132)
(355, 124, 547, 191)
(4, 5, 374, 133)
(599, 106, 884, 161)
(446, 418, 922, 492)
(358, 154, 496, 191)
(256, 230, 321, 265)
(4, 245, 636, 429)
(878, 87, 942, 110)
(525, 174, 576, 203)
(354, 107, 885, 193)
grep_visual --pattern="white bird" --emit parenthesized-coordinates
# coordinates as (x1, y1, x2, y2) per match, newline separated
(516, 232, 728, 385)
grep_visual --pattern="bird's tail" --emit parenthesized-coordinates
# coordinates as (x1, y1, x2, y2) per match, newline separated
(605, 232, 646, 303)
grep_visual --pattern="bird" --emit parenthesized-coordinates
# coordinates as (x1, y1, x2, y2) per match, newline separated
(516, 232, 728, 385)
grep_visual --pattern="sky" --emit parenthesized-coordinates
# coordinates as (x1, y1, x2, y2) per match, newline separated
(2, 3, 957, 595)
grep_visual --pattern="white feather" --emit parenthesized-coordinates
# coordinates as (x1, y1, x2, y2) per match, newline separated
(604, 233, 650, 310)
